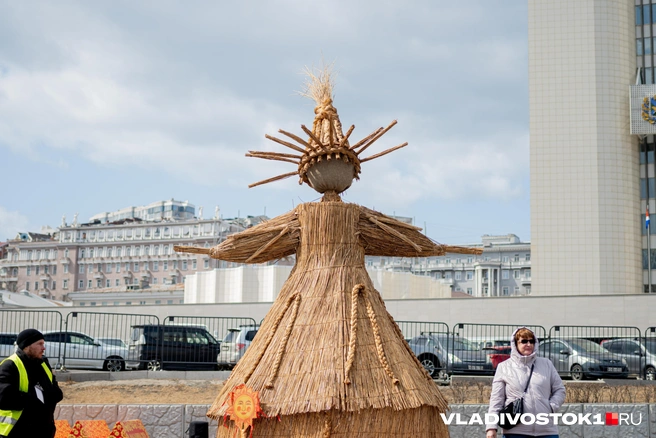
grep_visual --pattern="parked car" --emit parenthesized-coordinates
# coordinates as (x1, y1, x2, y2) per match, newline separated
(483, 345, 512, 370)
(97, 337, 128, 349)
(43, 331, 132, 372)
(0, 333, 17, 359)
(600, 338, 656, 380)
(408, 333, 494, 379)
(128, 324, 221, 371)
(217, 325, 259, 369)
(538, 338, 628, 380)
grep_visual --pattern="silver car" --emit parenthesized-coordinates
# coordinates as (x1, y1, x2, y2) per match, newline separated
(408, 333, 494, 380)
(43, 331, 132, 372)
(600, 338, 656, 380)
(217, 325, 258, 369)
(538, 338, 628, 380)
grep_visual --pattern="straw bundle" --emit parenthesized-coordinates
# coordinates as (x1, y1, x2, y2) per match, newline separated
(176, 201, 481, 437)
(246, 66, 409, 194)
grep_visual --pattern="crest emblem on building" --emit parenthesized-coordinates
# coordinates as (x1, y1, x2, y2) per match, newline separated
(642, 96, 656, 124)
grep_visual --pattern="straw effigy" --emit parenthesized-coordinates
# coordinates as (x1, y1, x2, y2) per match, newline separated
(176, 66, 482, 437)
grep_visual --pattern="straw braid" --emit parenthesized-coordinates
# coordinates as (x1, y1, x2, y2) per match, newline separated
(345, 284, 365, 384)
(266, 293, 301, 388)
(385, 309, 434, 382)
(244, 293, 298, 383)
(364, 291, 399, 385)
(322, 412, 331, 438)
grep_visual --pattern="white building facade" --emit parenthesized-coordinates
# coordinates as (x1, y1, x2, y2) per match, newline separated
(529, 0, 643, 295)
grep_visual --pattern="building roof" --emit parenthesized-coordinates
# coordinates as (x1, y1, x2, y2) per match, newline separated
(0, 290, 61, 308)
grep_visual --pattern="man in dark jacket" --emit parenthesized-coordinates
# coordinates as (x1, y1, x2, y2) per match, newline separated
(0, 329, 64, 438)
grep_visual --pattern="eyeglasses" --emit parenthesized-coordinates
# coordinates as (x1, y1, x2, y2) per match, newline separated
(519, 339, 536, 344)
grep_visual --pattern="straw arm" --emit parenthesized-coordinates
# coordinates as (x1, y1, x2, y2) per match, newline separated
(357, 207, 450, 257)
(277, 129, 313, 150)
(359, 142, 408, 163)
(245, 153, 299, 165)
(354, 120, 398, 155)
(264, 134, 307, 154)
(441, 245, 483, 256)
(179, 210, 301, 263)
(248, 171, 299, 188)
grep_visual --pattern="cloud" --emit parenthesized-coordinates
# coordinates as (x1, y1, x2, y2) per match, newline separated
(0, 0, 529, 231)
(0, 207, 30, 241)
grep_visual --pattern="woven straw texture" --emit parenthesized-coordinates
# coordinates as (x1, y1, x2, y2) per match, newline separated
(205, 202, 452, 437)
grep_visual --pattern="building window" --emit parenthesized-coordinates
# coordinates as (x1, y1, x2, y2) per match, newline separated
(525, 253, 530, 262)
(145, 246, 150, 256)
(167, 300, 173, 305)
(155, 300, 161, 305)
(645, 4, 652, 25)
(34, 281, 38, 290)
(445, 272, 452, 280)
(466, 288, 472, 295)
(52, 281, 56, 290)
(445, 258, 451, 264)
(163, 261, 168, 271)
(525, 286, 531, 294)
(105, 263, 111, 273)
(502, 256, 509, 263)
(64, 248, 69, 258)
(502, 287, 509, 296)
(106, 279, 111, 287)
(140, 301, 146, 305)
(63, 279, 68, 289)
(116, 264, 120, 273)
(525, 269, 531, 279)
(455, 271, 462, 280)
(63, 265, 68, 274)
(192, 260, 197, 270)
(90, 302, 96, 306)
(143, 261, 149, 271)
(466, 271, 473, 280)
(35, 266, 40, 275)
(79, 280, 84, 289)
(514, 286, 520, 294)
(88, 280, 92, 288)
(96, 279, 102, 288)
(173, 261, 178, 270)
(126, 301, 132, 305)
(80, 302, 85, 306)
(502, 270, 509, 280)
(152, 277, 158, 284)
(25, 282, 30, 291)
(134, 263, 139, 272)
(88, 265, 93, 273)
(115, 279, 120, 286)
(204, 259, 209, 269)
(513, 270, 520, 279)
(116, 247, 122, 257)
(164, 245, 170, 255)
(153, 261, 159, 271)
(126, 262, 130, 272)
(114, 301, 119, 306)
(79, 265, 84, 274)
(467, 257, 472, 263)
(26, 266, 31, 276)
(513, 254, 519, 262)
(182, 260, 188, 271)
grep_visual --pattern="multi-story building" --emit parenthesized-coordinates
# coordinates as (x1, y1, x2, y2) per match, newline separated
(529, 0, 644, 295)
(367, 234, 531, 297)
(0, 200, 261, 301)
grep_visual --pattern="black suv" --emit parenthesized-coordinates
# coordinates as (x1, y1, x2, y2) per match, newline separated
(128, 324, 221, 371)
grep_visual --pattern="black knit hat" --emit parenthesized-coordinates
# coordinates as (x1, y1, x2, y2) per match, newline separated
(16, 329, 44, 350)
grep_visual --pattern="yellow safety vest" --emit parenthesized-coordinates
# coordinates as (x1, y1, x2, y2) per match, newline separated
(0, 354, 53, 436)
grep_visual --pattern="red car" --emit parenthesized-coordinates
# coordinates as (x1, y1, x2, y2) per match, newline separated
(483, 346, 512, 369)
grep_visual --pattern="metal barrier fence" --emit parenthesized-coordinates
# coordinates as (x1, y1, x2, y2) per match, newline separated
(396, 321, 450, 379)
(548, 325, 643, 379)
(1, 308, 655, 380)
(0, 310, 63, 361)
(643, 327, 656, 380)
(59, 312, 159, 371)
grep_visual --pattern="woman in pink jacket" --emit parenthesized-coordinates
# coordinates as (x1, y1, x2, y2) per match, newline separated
(486, 327, 566, 438)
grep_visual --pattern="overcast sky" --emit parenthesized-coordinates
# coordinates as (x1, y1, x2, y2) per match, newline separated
(0, 1, 529, 245)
